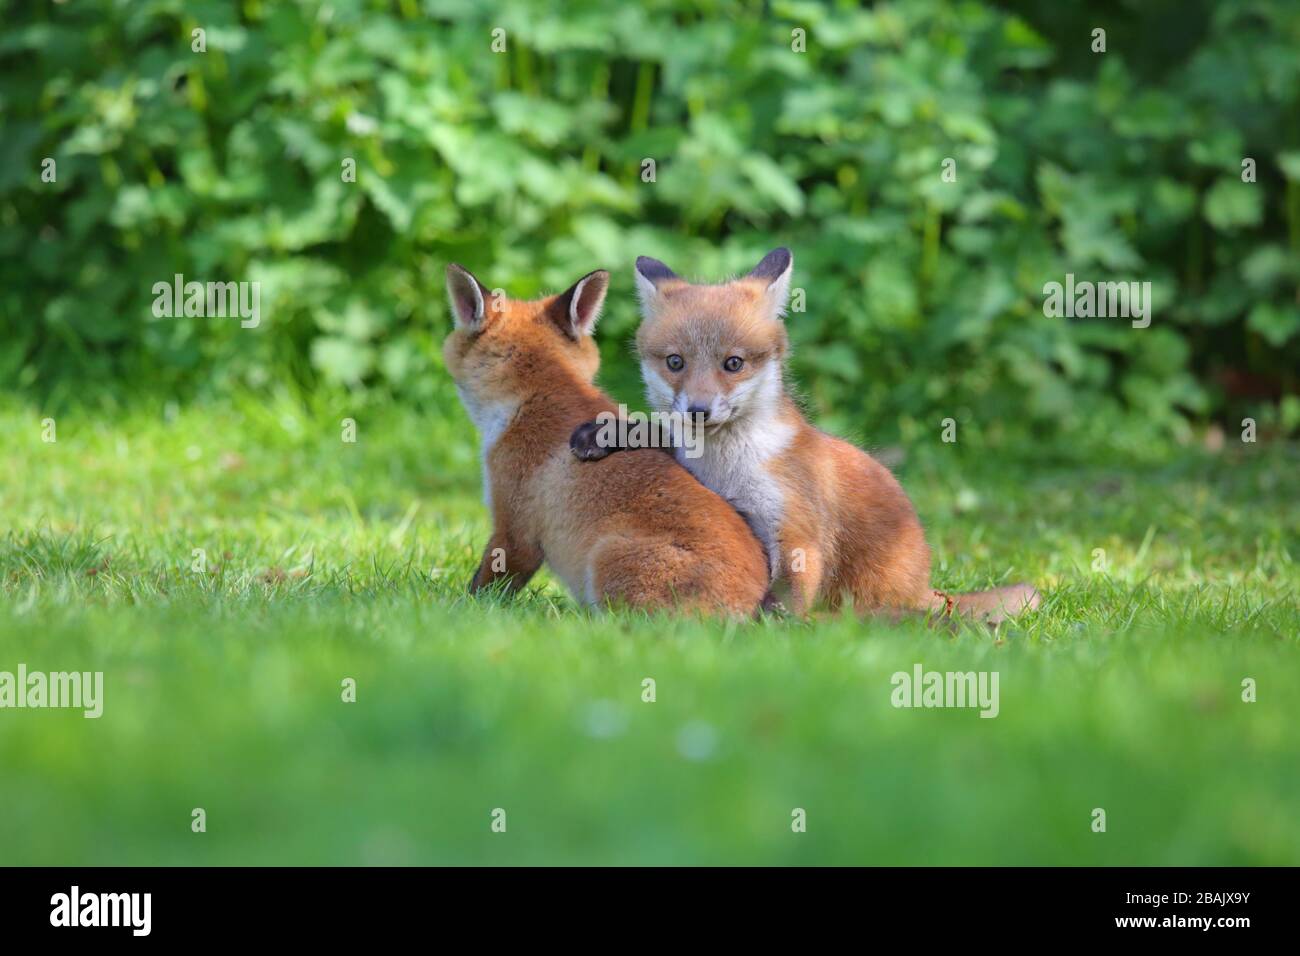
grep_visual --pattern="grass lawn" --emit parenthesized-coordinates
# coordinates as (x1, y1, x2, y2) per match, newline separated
(1, 393, 1297, 865)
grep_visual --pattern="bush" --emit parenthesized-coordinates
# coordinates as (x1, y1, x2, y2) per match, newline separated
(2, 0, 1297, 455)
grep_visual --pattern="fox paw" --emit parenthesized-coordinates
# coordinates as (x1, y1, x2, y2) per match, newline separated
(570, 420, 613, 461)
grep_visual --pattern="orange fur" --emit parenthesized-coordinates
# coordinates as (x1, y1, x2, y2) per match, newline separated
(630, 249, 1040, 623)
(443, 264, 770, 616)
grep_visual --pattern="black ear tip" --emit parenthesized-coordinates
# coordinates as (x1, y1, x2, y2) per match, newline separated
(570, 270, 609, 296)
(750, 247, 793, 281)
(635, 256, 678, 282)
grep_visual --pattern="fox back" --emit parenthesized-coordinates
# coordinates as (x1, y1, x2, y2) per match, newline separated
(443, 263, 771, 616)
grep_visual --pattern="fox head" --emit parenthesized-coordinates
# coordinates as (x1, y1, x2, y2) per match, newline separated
(443, 264, 610, 426)
(633, 248, 793, 430)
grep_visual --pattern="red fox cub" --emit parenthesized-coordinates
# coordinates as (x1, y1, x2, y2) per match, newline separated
(571, 249, 1040, 623)
(443, 263, 770, 616)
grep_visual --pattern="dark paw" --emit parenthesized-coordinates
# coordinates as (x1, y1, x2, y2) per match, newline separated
(758, 590, 788, 616)
(570, 420, 613, 461)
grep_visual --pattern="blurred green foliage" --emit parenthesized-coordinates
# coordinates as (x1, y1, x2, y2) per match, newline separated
(2, 0, 1298, 454)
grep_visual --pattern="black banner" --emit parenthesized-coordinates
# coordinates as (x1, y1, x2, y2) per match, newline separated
(0, 867, 1280, 942)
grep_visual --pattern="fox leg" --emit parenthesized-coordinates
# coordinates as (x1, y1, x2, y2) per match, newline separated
(469, 528, 543, 595)
(780, 541, 824, 617)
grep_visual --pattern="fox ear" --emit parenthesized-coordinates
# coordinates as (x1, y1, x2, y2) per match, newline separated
(446, 263, 489, 331)
(556, 269, 609, 339)
(634, 256, 680, 308)
(747, 247, 793, 320)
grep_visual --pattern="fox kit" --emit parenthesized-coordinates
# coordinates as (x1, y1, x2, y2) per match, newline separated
(572, 249, 1039, 623)
(443, 263, 770, 616)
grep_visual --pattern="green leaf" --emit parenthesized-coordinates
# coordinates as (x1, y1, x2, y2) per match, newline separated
(310, 337, 375, 386)
(1278, 152, 1300, 182)
(1246, 302, 1300, 347)
(1203, 178, 1263, 230)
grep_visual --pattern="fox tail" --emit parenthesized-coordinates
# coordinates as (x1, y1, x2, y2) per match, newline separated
(930, 583, 1041, 625)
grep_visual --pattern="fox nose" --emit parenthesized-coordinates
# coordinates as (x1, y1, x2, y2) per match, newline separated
(687, 403, 711, 422)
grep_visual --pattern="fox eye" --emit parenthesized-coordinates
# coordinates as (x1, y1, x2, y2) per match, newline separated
(723, 356, 744, 373)
(666, 354, 685, 372)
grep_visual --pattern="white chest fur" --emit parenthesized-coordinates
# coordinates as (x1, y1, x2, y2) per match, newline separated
(456, 387, 518, 511)
(677, 417, 794, 577)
